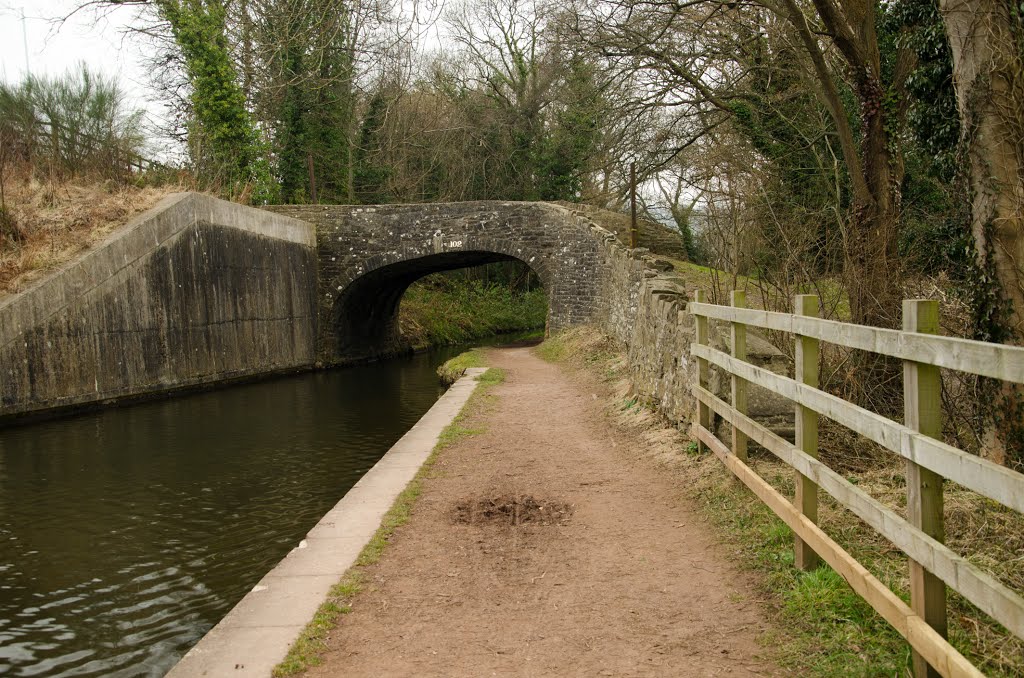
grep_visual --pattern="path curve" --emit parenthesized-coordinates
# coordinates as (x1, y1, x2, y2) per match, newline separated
(308, 346, 778, 676)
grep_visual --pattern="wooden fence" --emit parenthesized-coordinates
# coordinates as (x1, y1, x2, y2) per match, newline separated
(689, 290, 1024, 678)
(4, 118, 159, 175)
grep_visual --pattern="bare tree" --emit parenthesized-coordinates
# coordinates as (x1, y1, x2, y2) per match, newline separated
(571, 0, 917, 328)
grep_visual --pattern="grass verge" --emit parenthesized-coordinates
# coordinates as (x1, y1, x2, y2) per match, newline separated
(436, 348, 486, 386)
(0, 174, 181, 296)
(399, 274, 546, 350)
(536, 327, 1023, 677)
(272, 366, 505, 677)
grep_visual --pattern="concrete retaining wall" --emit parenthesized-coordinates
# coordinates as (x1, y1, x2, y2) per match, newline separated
(0, 193, 318, 421)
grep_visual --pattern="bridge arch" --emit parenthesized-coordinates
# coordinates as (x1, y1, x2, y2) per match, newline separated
(270, 201, 606, 364)
(331, 250, 543, 360)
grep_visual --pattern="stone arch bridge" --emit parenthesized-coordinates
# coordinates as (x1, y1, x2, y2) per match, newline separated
(2, 192, 791, 444)
(268, 201, 606, 363)
(2, 193, 692, 419)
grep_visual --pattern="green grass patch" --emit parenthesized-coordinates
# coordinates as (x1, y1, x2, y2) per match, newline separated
(536, 328, 618, 371)
(272, 367, 503, 677)
(400, 274, 547, 350)
(535, 333, 571, 363)
(436, 348, 486, 386)
(692, 465, 910, 675)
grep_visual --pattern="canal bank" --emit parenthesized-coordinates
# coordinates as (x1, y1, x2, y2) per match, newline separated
(165, 368, 488, 678)
(275, 346, 779, 677)
(0, 347, 479, 677)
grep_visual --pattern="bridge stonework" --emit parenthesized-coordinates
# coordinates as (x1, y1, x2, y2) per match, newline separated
(2, 192, 784, 429)
(267, 202, 607, 364)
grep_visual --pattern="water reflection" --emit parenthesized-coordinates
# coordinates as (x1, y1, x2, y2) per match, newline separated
(0, 346, 463, 677)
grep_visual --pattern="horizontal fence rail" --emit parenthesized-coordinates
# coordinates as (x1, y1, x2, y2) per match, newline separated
(688, 302, 1024, 383)
(692, 423, 983, 678)
(690, 343, 1024, 514)
(688, 290, 1024, 678)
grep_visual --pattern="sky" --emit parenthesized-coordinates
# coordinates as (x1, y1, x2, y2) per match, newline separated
(0, 1, 173, 154)
(0, 0, 444, 160)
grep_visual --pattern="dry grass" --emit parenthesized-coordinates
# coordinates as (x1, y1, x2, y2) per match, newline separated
(539, 326, 1024, 677)
(0, 170, 182, 298)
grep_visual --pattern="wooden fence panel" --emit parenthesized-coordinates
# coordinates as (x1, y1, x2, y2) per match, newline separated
(688, 297, 1024, 677)
(690, 343, 1024, 514)
(691, 422, 983, 678)
(692, 386, 1024, 641)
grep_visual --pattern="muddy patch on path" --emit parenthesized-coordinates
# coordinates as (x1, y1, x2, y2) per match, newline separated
(451, 491, 573, 526)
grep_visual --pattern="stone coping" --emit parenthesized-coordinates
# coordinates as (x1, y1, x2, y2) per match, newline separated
(165, 367, 488, 678)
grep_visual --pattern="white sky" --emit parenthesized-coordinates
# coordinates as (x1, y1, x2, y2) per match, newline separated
(0, 1, 173, 154)
(0, 0, 443, 160)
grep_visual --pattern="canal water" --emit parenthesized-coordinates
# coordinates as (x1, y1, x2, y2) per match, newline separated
(0, 345, 471, 677)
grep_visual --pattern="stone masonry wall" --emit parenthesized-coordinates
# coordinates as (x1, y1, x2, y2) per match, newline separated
(0, 193, 318, 421)
(0, 192, 789, 429)
(562, 208, 793, 437)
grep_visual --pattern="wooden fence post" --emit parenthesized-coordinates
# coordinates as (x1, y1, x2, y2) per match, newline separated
(694, 290, 710, 453)
(731, 290, 748, 461)
(903, 299, 947, 678)
(794, 294, 820, 571)
(307, 152, 319, 204)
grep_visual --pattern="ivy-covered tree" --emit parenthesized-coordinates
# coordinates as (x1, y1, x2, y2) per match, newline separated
(156, 0, 274, 202)
(254, 0, 357, 204)
(354, 90, 393, 204)
(937, 0, 1024, 467)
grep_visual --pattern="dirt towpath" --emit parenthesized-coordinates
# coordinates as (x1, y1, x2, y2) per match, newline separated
(308, 346, 778, 677)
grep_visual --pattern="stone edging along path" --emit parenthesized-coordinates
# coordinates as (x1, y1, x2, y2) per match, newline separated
(165, 367, 489, 678)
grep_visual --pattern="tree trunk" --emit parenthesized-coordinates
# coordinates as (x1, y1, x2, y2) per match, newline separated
(939, 0, 1024, 467)
(845, 87, 903, 332)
